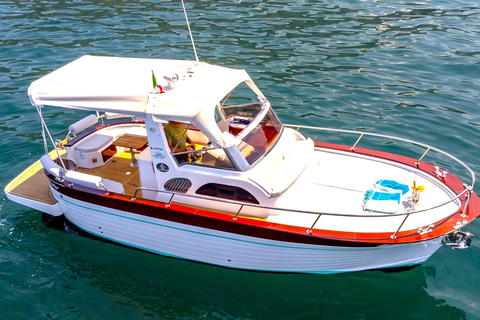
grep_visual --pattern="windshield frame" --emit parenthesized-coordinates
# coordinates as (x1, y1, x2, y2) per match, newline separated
(219, 100, 284, 167)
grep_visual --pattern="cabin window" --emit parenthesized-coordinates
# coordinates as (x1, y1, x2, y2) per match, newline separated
(196, 183, 259, 204)
(165, 123, 235, 169)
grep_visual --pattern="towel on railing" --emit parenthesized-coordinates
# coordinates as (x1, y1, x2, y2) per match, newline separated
(362, 180, 409, 214)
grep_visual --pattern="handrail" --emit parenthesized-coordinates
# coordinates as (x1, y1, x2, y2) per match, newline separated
(131, 183, 471, 240)
(131, 187, 471, 218)
(131, 185, 469, 218)
(285, 124, 475, 237)
(127, 125, 475, 238)
(285, 124, 475, 190)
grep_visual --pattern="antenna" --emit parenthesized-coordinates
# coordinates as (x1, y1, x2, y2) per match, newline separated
(181, 0, 199, 63)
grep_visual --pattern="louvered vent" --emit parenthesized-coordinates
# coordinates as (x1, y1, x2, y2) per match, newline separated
(164, 178, 192, 193)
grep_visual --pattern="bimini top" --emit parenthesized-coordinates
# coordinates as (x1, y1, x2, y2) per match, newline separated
(28, 55, 265, 121)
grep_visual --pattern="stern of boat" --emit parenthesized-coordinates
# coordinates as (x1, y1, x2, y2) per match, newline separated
(5, 151, 64, 217)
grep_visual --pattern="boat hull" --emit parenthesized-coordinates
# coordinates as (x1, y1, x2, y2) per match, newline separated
(51, 187, 444, 274)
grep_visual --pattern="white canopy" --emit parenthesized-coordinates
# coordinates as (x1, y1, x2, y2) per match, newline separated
(28, 55, 267, 148)
(28, 55, 264, 119)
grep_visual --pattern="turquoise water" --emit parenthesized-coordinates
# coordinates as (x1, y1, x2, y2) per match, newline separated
(1, 0, 480, 318)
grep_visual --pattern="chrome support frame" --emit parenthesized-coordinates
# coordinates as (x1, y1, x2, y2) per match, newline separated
(132, 186, 164, 202)
(391, 214, 410, 239)
(350, 133, 364, 151)
(128, 183, 472, 240)
(307, 214, 322, 234)
(286, 124, 476, 239)
(166, 194, 175, 209)
(461, 187, 472, 219)
(233, 205, 244, 222)
(415, 147, 431, 166)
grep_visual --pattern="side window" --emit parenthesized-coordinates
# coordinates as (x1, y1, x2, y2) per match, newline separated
(164, 123, 234, 169)
(196, 183, 259, 204)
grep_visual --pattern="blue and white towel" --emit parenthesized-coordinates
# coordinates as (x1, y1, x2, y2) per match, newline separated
(362, 180, 410, 214)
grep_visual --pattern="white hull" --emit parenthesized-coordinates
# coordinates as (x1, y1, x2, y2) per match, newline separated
(52, 188, 443, 273)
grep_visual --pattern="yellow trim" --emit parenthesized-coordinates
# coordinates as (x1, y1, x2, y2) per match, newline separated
(115, 152, 133, 159)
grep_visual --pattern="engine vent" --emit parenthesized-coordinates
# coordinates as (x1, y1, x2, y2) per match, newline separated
(164, 178, 192, 193)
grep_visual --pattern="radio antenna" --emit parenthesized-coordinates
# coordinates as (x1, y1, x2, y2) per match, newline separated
(181, 0, 199, 63)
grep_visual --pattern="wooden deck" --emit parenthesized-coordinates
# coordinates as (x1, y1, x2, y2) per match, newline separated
(78, 154, 141, 197)
(6, 152, 141, 206)
(6, 165, 57, 205)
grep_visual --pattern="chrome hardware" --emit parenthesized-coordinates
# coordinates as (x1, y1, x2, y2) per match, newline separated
(166, 193, 175, 209)
(434, 166, 447, 178)
(233, 205, 244, 222)
(461, 187, 472, 218)
(417, 224, 434, 235)
(307, 214, 322, 234)
(415, 147, 431, 167)
(54, 139, 65, 149)
(443, 230, 473, 249)
(454, 220, 468, 229)
(350, 133, 364, 151)
(391, 213, 411, 239)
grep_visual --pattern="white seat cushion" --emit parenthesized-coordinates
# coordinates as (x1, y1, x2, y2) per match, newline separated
(76, 134, 113, 153)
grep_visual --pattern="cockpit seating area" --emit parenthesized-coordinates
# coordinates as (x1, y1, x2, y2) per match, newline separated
(73, 134, 114, 169)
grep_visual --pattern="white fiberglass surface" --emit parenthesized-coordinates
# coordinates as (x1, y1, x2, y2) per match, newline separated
(267, 148, 461, 233)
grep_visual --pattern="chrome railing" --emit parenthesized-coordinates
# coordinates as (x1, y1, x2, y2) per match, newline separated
(284, 124, 475, 188)
(129, 125, 475, 239)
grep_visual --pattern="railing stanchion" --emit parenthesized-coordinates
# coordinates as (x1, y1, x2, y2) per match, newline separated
(307, 214, 322, 234)
(416, 147, 431, 166)
(461, 187, 472, 219)
(391, 214, 410, 239)
(233, 205, 244, 222)
(132, 189, 139, 202)
(350, 133, 364, 151)
(166, 194, 175, 209)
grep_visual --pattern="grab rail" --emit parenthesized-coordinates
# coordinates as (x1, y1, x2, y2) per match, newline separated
(131, 184, 472, 239)
(128, 125, 475, 239)
(285, 124, 475, 237)
(285, 124, 476, 188)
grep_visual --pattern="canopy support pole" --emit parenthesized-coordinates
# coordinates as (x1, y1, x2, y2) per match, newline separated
(36, 106, 67, 171)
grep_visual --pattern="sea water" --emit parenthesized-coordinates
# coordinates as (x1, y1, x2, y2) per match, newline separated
(1, 0, 479, 318)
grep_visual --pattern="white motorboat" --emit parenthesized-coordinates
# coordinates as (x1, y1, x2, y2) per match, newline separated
(5, 54, 479, 273)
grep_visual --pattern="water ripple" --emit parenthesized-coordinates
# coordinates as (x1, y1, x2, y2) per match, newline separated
(1, 0, 480, 318)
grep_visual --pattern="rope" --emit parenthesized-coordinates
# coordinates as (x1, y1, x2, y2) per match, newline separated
(36, 106, 67, 171)
(37, 106, 48, 155)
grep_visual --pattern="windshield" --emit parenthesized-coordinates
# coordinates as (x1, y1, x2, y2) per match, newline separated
(220, 103, 283, 165)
